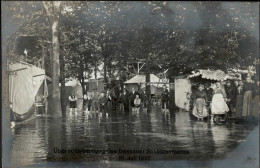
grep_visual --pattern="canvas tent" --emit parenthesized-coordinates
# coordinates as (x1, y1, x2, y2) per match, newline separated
(124, 74, 169, 95)
(9, 62, 48, 121)
(174, 77, 191, 111)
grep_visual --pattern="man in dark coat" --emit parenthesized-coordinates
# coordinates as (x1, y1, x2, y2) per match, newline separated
(161, 85, 169, 110)
(225, 80, 237, 117)
(120, 89, 129, 112)
(99, 91, 107, 112)
(140, 88, 148, 108)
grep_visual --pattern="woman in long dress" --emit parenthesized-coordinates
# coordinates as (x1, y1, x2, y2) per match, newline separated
(242, 78, 254, 117)
(211, 82, 229, 122)
(252, 81, 259, 119)
(192, 84, 208, 120)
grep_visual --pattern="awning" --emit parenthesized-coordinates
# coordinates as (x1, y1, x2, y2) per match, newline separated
(187, 69, 228, 81)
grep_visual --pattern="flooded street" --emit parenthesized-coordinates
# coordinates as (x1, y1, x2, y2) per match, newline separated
(10, 105, 258, 167)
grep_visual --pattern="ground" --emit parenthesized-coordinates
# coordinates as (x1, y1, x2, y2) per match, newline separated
(9, 105, 258, 168)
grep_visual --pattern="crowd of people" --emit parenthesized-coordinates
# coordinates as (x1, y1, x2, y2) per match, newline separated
(191, 78, 259, 122)
(68, 85, 170, 116)
(68, 78, 259, 123)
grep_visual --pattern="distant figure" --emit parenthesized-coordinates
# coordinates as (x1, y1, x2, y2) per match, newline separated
(129, 87, 139, 112)
(252, 81, 259, 119)
(140, 88, 148, 109)
(118, 92, 124, 112)
(134, 94, 141, 113)
(84, 93, 92, 112)
(69, 93, 77, 113)
(204, 83, 213, 103)
(120, 89, 129, 112)
(225, 80, 237, 117)
(99, 91, 107, 113)
(235, 81, 245, 117)
(211, 82, 229, 122)
(234, 80, 239, 88)
(106, 88, 112, 112)
(161, 85, 169, 110)
(91, 89, 99, 112)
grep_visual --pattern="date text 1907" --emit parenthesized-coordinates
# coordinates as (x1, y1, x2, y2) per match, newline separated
(118, 155, 151, 161)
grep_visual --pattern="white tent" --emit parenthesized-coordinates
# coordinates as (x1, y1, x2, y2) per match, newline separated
(9, 62, 48, 117)
(124, 74, 169, 94)
(124, 74, 169, 87)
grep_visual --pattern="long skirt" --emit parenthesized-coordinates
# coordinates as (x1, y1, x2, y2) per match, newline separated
(236, 94, 243, 117)
(192, 98, 208, 119)
(252, 95, 259, 118)
(211, 94, 229, 115)
(242, 91, 252, 117)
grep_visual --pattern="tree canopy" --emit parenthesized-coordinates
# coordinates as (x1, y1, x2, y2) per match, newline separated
(3, 1, 259, 79)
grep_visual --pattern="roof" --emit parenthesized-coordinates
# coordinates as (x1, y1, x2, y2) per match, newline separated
(187, 69, 228, 81)
(124, 74, 169, 87)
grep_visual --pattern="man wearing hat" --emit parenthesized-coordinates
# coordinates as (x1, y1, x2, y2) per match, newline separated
(161, 85, 169, 110)
(91, 89, 100, 112)
(225, 80, 237, 117)
(99, 91, 107, 113)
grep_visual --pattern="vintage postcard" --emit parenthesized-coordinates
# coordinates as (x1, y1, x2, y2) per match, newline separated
(2, 1, 259, 168)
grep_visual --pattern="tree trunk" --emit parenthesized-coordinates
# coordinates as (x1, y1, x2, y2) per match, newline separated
(2, 44, 13, 167)
(43, 2, 62, 118)
(101, 44, 108, 86)
(146, 65, 151, 112)
(94, 61, 97, 79)
(60, 51, 66, 114)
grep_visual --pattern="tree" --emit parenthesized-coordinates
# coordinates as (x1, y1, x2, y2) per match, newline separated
(42, 2, 62, 118)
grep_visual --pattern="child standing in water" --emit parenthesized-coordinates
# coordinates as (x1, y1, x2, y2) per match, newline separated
(69, 93, 77, 114)
(84, 93, 92, 112)
(134, 94, 141, 113)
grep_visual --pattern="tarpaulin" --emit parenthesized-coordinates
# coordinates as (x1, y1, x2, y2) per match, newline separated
(9, 63, 45, 115)
(175, 78, 191, 111)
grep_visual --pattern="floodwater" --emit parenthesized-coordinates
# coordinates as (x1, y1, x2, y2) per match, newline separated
(9, 105, 258, 168)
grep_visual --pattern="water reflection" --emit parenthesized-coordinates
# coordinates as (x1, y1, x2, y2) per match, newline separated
(10, 105, 257, 167)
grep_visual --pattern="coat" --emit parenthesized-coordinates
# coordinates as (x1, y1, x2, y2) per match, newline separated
(225, 85, 237, 105)
(161, 89, 169, 101)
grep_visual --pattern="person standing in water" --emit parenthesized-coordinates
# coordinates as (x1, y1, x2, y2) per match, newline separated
(211, 82, 229, 122)
(192, 84, 208, 120)
(99, 91, 107, 113)
(242, 78, 254, 118)
(69, 92, 77, 114)
(161, 85, 169, 111)
(84, 93, 92, 112)
(134, 94, 141, 113)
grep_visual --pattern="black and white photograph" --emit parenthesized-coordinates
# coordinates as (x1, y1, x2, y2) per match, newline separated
(1, 1, 259, 168)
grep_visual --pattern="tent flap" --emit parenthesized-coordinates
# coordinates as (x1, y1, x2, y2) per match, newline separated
(9, 63, 46, 115)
